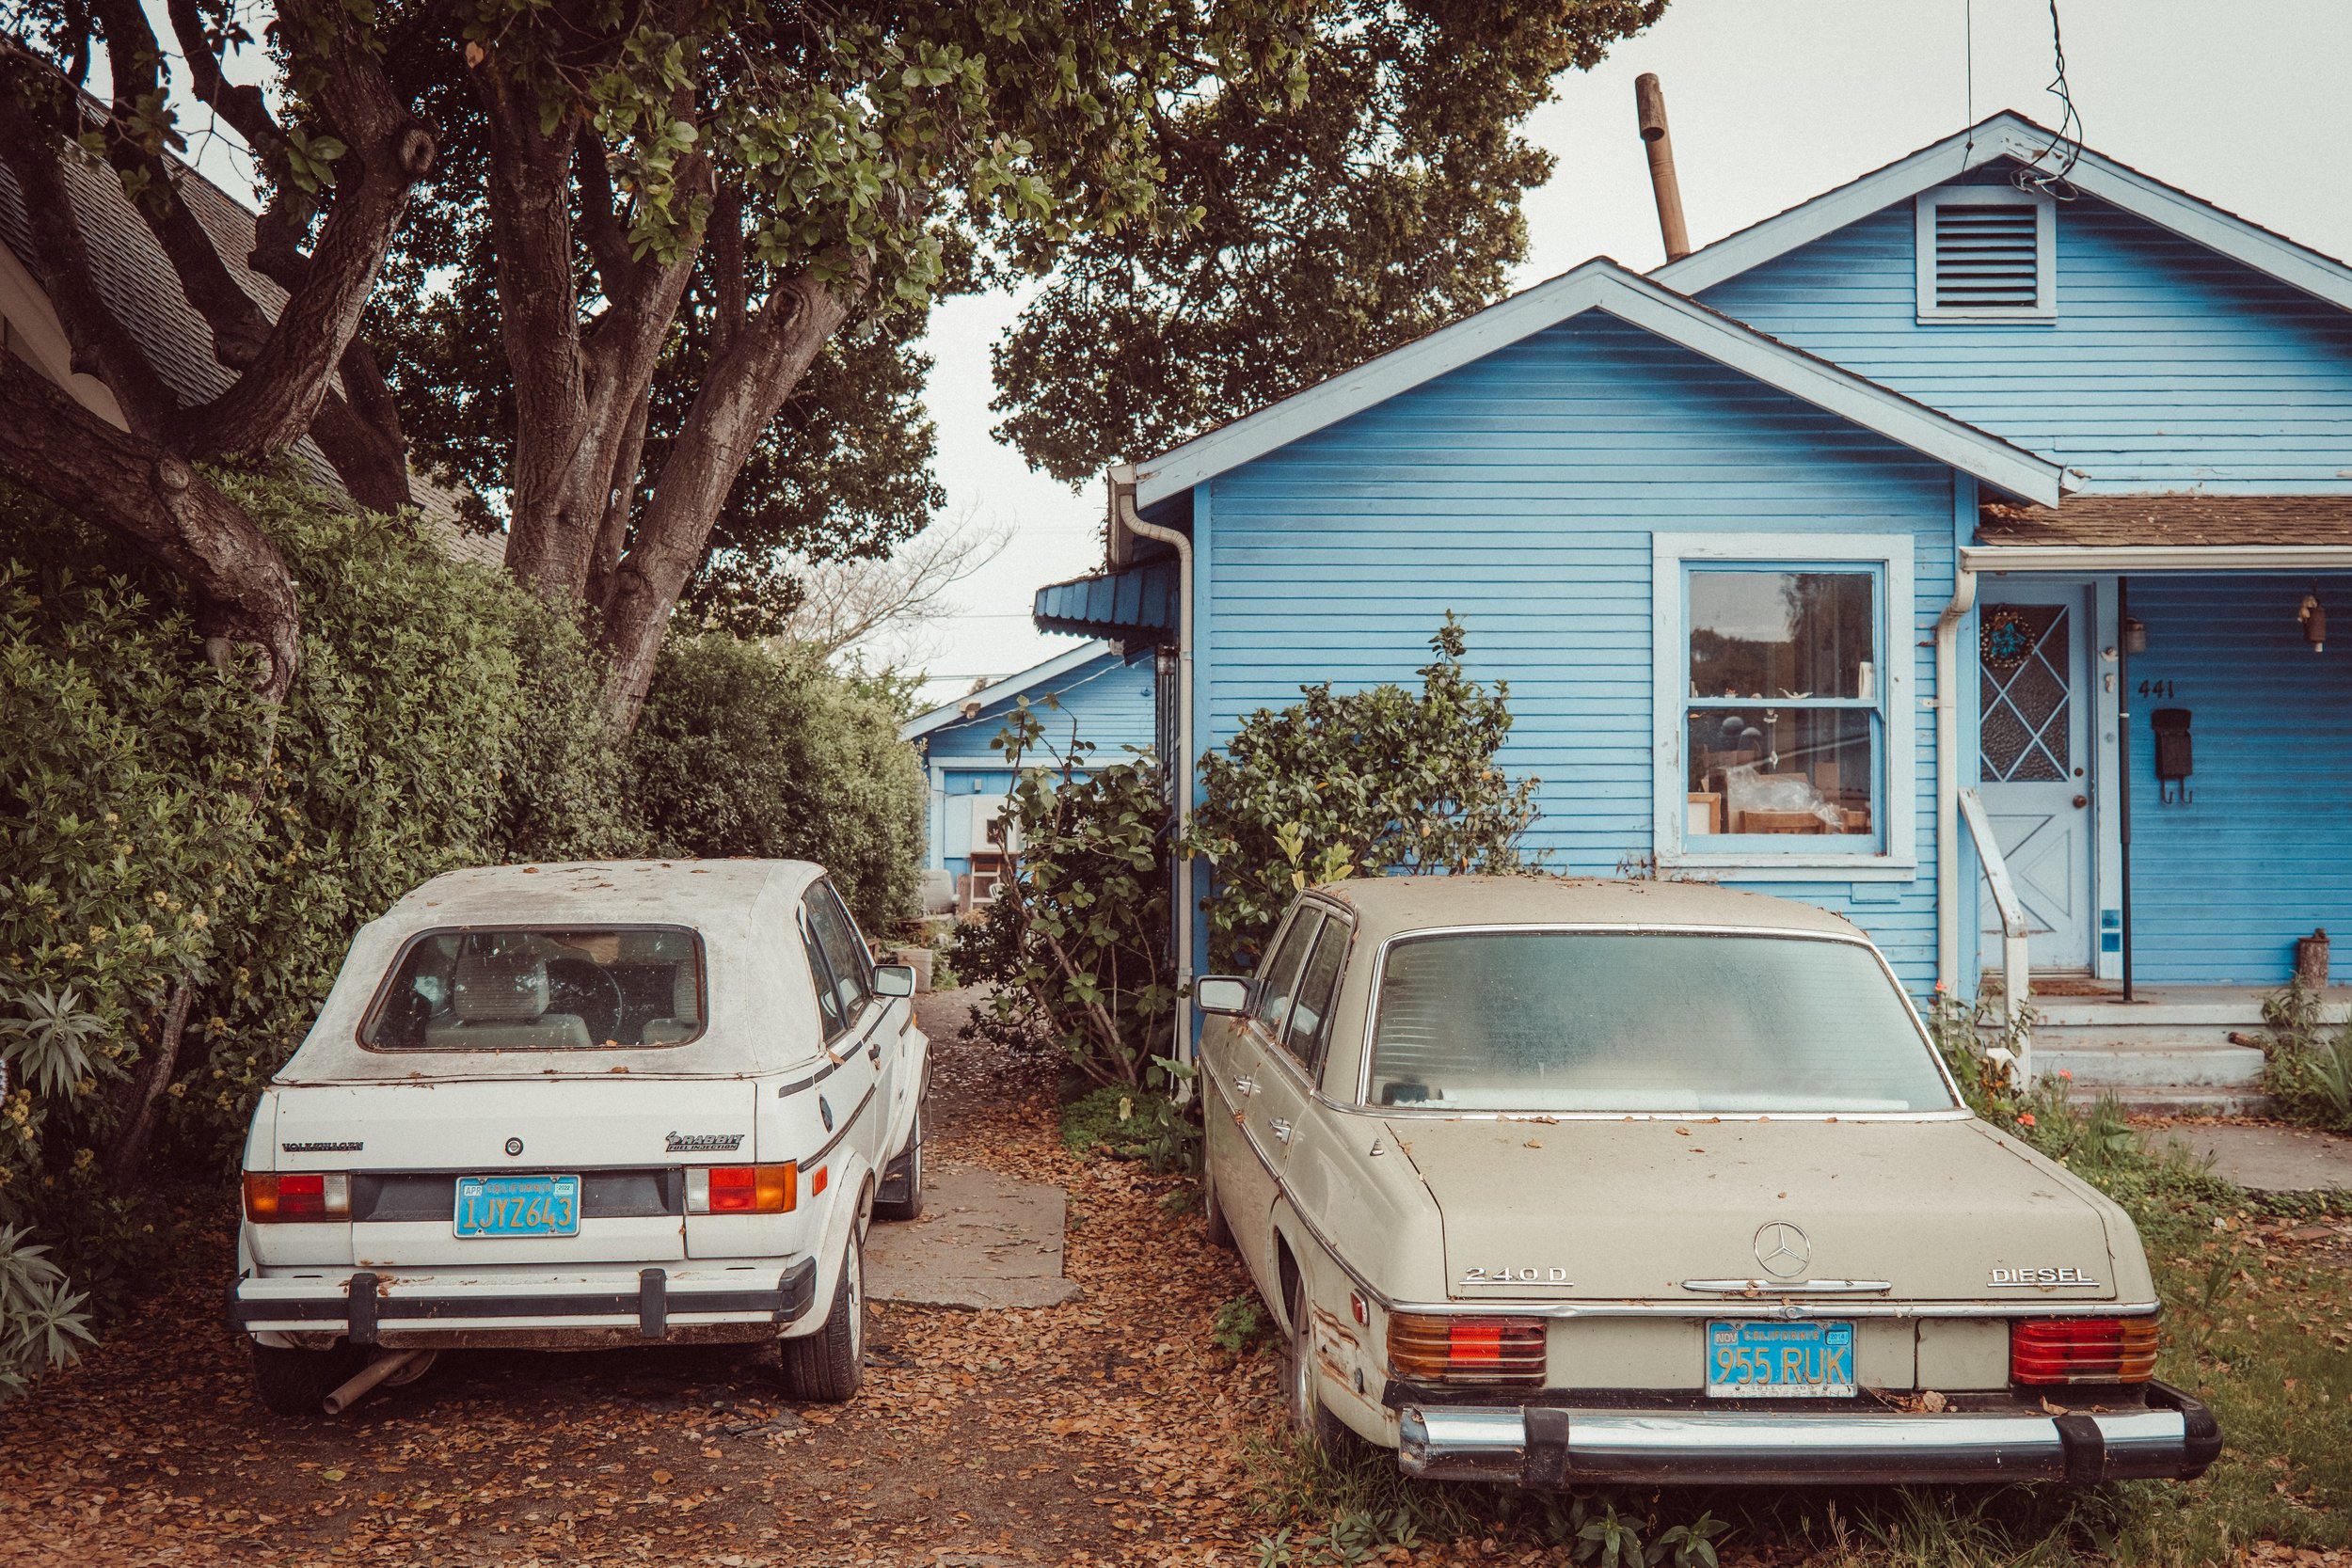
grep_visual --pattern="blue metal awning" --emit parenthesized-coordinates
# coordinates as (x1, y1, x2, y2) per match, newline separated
(1032, 558, 1178, 641)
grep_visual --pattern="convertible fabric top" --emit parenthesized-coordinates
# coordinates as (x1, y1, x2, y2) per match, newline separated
(275, 861, 831, 1084)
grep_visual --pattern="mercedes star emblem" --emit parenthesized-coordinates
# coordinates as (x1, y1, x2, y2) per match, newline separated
(504, 1136, 525, 1157)
(1754, 1221, 1811, 1279)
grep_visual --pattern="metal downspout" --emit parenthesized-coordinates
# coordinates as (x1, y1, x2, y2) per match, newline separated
(1109, 466, 1197, 1067)
(1935, 564, 1980, 992)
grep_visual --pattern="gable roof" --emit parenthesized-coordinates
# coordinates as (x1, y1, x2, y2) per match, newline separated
(900, 641, 1116, 742)
(1655, 111, 2352, 312)
(1129, 258, 2066, 512)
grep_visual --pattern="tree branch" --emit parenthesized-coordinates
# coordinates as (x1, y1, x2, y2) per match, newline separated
(575, 129, 636, 298)
(0, 356, 300, 700)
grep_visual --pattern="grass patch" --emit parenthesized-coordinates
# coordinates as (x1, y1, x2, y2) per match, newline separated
(1238, 1014, 2352, 1564)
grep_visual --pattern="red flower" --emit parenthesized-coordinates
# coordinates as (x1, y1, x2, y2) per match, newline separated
(2017, 1112, 2037, 1128)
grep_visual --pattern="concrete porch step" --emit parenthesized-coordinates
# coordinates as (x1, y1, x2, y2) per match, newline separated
(2079, 1084, 2278, 1117)
(2036, 1040, 2265, 1088)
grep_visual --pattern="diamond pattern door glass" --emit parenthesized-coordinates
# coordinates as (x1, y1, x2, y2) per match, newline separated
(1979, 606, 2069, 783)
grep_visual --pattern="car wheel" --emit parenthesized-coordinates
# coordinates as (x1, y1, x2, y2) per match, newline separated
(778, 1230, 866, 1402)
(872, 1110, 924, 1223)
(1283, 1276, 1358, 1456)
(1200, 1147, 1234, 1251)
(249, 1340, 362, 1418)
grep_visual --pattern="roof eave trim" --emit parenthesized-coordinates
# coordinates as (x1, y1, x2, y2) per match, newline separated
(1658, 115, 2352, 312)
(898, 641, 1108, 741)
(1130, 262, 2061, 511)
(1963, 544, 2352, 573)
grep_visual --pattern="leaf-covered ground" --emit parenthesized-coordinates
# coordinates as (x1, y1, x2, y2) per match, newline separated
(5, 990, 2347, 1566)
(0, 989, 1282, 1565)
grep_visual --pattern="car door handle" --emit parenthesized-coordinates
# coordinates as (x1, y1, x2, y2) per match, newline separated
(1269, 1117, 1294, 1144)
(1233, 1075, 1258, 1097)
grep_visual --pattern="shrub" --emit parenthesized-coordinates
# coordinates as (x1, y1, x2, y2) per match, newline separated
(631, 634, 925, 931)
(1189, 613, 1540, 971)
(948, 702, 1178, 1094)
(2259, 976, 2352, 1131)
(1058, 1084, 1195, 1170)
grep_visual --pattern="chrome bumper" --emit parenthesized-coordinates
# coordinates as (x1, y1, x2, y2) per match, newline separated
(1396, 1383, 2218, 1487)
(231, 1259, 818, 1341)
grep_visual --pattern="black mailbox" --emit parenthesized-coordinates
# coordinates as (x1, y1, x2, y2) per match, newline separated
(2152, 707, 2192, 803)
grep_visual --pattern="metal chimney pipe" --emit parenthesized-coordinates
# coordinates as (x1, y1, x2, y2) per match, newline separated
(1634, 72, 1692, 262)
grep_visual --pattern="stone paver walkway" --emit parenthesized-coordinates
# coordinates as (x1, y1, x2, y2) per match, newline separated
(866, 1158, 1084, 1309)
(2146, 1121, 2352, 1193)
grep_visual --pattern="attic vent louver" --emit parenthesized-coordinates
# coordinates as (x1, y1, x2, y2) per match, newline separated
(1915, 187, 2055, 322)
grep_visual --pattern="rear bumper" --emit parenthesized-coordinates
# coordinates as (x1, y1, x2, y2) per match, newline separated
(1395, 1382, 2219, 1487)
(231, 1259, 818, 1344)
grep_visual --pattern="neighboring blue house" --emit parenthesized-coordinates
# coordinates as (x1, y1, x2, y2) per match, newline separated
(1035, 114, 2352, 1094)
(901, 641, 1158, 895)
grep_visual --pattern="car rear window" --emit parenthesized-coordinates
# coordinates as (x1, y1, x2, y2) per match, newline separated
(1367, 931, 1955, 1114)
(361, 927, 707, 1052)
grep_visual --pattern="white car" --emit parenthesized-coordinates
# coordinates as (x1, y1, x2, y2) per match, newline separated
(230, 861, 928, 1415)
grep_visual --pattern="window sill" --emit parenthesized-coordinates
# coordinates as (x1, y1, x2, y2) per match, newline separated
(1661, 853, 1920, 883)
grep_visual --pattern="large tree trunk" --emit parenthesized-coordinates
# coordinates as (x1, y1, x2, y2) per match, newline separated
(0, 357, 302, 700)
(595, 273, 862, 729)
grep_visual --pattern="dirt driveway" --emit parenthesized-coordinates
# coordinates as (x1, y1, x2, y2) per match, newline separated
(0, 990, 1279, 1566)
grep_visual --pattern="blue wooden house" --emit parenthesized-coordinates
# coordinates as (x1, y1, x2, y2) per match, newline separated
(901, 641, 1157, 902)
(1034, 115, 2352, 1101)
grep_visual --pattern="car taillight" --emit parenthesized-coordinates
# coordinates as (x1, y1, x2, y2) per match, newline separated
(2010, 1317, 2160, 1384)
(243, 1171, 350, 1222)
(1387, 1313, 1547, 1386)
(686, 1163, 796, 1214)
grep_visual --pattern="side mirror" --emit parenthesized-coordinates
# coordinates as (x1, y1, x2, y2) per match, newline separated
(872, 963, 916, 999)
(1194, 975, 1253, 1016)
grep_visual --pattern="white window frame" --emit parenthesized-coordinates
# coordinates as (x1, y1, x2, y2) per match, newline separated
(1915, 186, 2057, 324)
(1652, 532, 1917, 880)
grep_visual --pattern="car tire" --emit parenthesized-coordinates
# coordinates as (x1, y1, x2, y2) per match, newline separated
(1283, 1276, 1359, 1457)
(249, 1340, 362, 1418)
(1200, 1148, 1234, 1251)
(778, 1230, 866, 1403)
(872, 1111, 924, 1224)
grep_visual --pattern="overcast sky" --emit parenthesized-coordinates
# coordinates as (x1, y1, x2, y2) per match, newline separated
(914, 0, 2352, 705)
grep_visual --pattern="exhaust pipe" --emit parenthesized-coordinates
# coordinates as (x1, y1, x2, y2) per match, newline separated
(324, 1348, 433, 1415)
(1635, 72, 1693, 262)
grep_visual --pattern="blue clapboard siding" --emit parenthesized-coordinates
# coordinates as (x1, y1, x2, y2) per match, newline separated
(1200, 312, 1956, 989)
(920, 645, 1156, 877)
(1701, 183, 2352, 491)
(2120, 575, 2352, 984)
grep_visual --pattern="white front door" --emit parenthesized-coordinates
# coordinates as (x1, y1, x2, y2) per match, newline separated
(1978, 589, 2095, 973)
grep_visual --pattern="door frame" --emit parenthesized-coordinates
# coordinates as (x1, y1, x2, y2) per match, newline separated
(1969, 576, 2122, 979)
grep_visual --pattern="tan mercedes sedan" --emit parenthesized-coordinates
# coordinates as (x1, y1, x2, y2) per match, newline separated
(1194, 876, 2217, 1488)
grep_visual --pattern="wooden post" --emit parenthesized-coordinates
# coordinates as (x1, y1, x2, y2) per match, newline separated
(1635, 72, 1692, 262)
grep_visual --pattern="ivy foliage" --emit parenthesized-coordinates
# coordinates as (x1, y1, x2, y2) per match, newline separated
(949, 698, 1177, 1097)
(1188, 614, 1541, 971)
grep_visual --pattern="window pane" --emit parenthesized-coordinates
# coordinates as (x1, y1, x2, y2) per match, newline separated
(804, 893, 869, 1017)
(1690, 571, 1875, 701)
(1687, 708, 1873, 836)
(1255, 911, 1321, 1040)
(1367, 933, 1952, 1114)
(802, 921, 847, 1037)
(1283, 920, 1349, 1068)
(362, 927, 704, 1051)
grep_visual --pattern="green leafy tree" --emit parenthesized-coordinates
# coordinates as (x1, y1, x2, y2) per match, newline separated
(1189, 614, 1541, 971)
(991, 1, 1667, 483)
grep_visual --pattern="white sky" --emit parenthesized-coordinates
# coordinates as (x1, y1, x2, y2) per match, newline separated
(919, 0, 2352, 703)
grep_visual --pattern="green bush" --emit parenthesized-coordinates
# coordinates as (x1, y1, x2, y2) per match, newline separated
(948, 702, 1178, 1094)
(2259, 976, 2352, 1132)
(1189, 613, 1540, 971)
(631, 634, 924, 932)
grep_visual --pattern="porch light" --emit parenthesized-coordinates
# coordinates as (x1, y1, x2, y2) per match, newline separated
(2300, 593, 2327, 653)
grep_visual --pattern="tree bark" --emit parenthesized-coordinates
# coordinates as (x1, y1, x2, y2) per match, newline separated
(106, 980, 190, 1194)
(0, 357, 302, 699)
(595, 270, 862, 728)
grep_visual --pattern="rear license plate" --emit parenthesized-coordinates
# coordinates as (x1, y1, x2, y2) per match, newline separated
(454, 1174, 581, 1239)
(1707, 1320, 1855, 1398)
